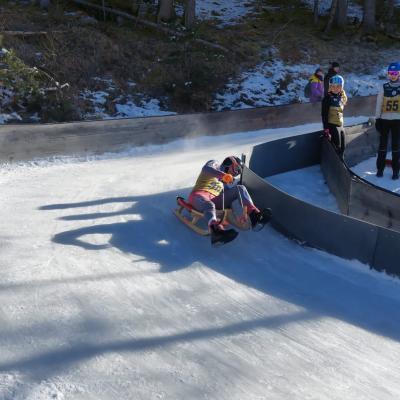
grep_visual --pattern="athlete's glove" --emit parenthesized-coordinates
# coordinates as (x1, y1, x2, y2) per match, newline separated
(222, 173, 234, 184)
(323, 129, 331, 141)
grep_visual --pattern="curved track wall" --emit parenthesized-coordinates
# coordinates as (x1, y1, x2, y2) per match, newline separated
(321, 124, 400, 232)
(242, 130, 400, 276)
(0, 95, 375, 162)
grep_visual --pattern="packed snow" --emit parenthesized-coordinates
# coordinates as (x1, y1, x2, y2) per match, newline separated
(3, 117, 400, 399)
(352, 155, 400, 194)
(266, 129, 400, 209)
(267, 165, 340, 212)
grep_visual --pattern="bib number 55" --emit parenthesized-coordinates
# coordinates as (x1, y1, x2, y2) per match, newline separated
(386, 100, 399, 112)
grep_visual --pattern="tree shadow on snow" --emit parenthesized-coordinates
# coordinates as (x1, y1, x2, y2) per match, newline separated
(0, 188, 396, 385)
(0, 310, 313, 380)
(39, 189, 400, 345)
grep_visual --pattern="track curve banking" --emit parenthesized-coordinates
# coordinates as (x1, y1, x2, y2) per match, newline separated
(243, 122, 400, 277)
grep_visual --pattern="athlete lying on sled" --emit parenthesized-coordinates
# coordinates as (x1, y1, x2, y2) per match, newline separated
(174, 156, 272, 246)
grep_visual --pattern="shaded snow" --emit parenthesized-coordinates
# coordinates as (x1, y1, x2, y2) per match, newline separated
(0, 112, 22, 124)
(79, 78, 175, 120)
(305, 0, 400, 14)
(196, 0, 255, 26)
(114, 99, 174, 118)
(302, 0, 363, 19)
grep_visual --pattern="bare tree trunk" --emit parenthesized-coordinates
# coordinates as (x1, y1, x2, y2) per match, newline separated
(324, 0, 338, 33)
(184, 0, 196, 29)
(158, 0, 175, 23)
(313, 0, 320, 24)
(71, 0, 229, 53)
(0, 30, 66, 36)
(40, 0, 50, 9)
(387, 0, 395, 20)
(336, 0, 348, 28)
(102, 0, 106, 21)
(363, 0, 376, 32)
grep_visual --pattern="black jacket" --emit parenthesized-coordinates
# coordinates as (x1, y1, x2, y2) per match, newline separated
(321, 91, 347, 129)
(324, 68, 337, 95)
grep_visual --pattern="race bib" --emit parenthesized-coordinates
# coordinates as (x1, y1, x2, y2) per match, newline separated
(382, 95, 400, 113)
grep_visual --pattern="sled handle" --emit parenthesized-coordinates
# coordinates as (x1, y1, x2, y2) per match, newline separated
(240, 153, 246, 185)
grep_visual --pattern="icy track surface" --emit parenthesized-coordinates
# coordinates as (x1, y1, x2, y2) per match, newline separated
(267, 165, 340, 213)
(2, 118, 400, 400)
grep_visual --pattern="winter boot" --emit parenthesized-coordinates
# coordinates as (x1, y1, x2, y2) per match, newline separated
(376, 170, 384, 178)
(392, 171, 399, 180)
(249, 208, 272, 231)
(209, 222, 238, 246)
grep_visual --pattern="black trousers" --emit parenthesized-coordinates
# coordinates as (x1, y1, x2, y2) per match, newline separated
(376, 119, 400, 174)
(327, 124, 345, 156)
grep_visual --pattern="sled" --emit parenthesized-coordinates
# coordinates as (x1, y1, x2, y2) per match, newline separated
(173, 196, 251, 236)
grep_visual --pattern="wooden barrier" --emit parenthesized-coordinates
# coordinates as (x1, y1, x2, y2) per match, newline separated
(0, 95, 376, 162)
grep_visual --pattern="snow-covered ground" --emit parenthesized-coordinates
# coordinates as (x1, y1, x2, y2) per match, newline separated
(214, 59, 388, 111)
(3, 117, 400, 399)
(0, 112, 22, 124)
(303, 0, 400, 17)
(302, 0, 363, 19)
(1, 59, 384, 122)
(79, 77, 175, 120)
(80, 61, 390, 117)
(196, 0, 254, 26)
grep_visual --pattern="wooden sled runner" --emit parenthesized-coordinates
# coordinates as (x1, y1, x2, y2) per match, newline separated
(174, 196, 251, 236)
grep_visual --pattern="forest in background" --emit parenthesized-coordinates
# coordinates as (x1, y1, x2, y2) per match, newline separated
(0, 0, 399, 123)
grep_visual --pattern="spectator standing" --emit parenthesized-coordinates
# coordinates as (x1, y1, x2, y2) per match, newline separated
(321, 75, 347, 155)
(324, 62, 340, 95)
(309, 68, 324, 103)
(375, 62, 400, 180)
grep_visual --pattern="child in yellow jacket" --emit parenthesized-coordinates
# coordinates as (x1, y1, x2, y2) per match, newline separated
(321, 75, 347, 155)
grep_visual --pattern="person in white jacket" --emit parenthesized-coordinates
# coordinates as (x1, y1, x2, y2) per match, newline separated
(375, 62, 400, 180)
